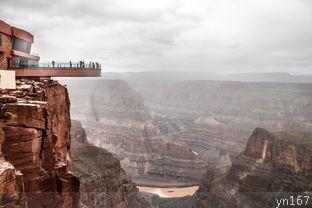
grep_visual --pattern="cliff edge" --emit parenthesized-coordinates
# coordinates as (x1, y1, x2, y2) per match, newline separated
(194, 127, 312, 208)
(0, 79, 79, 207)
(71, 120, 150, 208)
(158, 128, 312, 208)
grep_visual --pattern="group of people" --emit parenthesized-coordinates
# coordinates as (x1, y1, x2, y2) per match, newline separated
(51, 60, 100, 69)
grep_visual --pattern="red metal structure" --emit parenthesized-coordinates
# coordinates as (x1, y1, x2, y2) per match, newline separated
(0, 20, 101, 78)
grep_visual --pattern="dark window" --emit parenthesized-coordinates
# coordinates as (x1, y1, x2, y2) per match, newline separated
(12, 37, 31, 53)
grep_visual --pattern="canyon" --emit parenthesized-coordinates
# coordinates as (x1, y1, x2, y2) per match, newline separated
(131, 80, 312, 160)
(64, 78, 312, 186)
(64, 79, 207, 185)
(1, 77, 312, 208)
(158, 128, 312, 208)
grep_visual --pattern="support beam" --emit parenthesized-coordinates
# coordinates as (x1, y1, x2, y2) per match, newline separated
(8, 68, 101, 77)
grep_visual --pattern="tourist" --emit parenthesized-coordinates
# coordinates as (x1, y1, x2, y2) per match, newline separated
(52, 60, 55, 68)
(70, 61, 72, 68)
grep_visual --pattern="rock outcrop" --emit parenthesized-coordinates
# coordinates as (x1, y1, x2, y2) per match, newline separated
(70, 120, 150, 208)
(0, 128, 26, 207)
(64, 80, 206, 185)
(187, 128, 312, 208)
(0, 80, 79, 208)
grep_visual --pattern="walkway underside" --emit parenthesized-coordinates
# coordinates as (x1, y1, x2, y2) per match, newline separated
(8, 68, 101, 77)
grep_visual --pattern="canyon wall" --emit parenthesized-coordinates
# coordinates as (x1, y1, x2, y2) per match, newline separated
(70, 120, 150, 208)
(64, 79, 312, 184)
(194, 128, 312, 208)
(65, 80, 206, 185)
(131, 80, 312, 161)
(0, 80, 79, 207)
(158, 128, 312, 208)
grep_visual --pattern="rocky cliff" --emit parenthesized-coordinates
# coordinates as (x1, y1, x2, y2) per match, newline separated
(0, 80, 79, 207)
(70, 120, 150, 208)
(182, 128, 312, 208)
(64, 80, 206, 185)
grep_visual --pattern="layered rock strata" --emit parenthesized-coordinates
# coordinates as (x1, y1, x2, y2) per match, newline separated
(70, 120, 150, 208)
(0, 128, 26, 207)
(188, 128, 312, 208)
(0, 79, 79, 207)
(65, 80, 206, 185)
(131, 80, 312, 165)
(64, 79, 312, 184)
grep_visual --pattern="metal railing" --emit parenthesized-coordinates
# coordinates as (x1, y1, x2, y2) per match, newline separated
(12, 62, 102, 70)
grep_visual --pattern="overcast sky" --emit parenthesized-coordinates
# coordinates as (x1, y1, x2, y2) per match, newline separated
(1, 0, 312, 74)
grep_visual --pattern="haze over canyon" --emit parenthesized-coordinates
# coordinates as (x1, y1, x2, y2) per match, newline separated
(62, 72, 312, 187)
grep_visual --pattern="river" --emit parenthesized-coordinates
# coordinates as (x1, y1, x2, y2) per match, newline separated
(137, 186, 199, 198)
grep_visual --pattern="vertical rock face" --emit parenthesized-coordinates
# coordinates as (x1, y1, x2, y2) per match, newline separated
(0, 128, 27, 207)
(191, 128, 312, 208)
(71, 120, 87, 144)
(72, 138, 127, 208)
(70, 120, 150, 208)
(0, 79, 79, 208)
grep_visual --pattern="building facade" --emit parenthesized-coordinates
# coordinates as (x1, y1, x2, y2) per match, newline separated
(0, 20, 40, 70)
